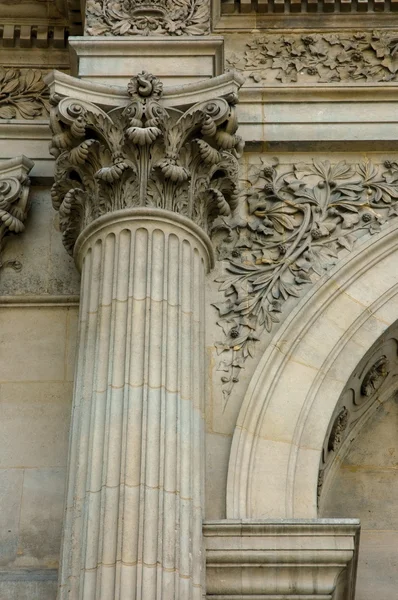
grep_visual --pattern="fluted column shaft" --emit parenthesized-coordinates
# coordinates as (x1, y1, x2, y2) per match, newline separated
(59, 208, 212, 600)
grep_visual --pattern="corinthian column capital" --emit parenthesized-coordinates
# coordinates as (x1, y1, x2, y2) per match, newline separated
(0, 155, 34, 267)
(49, 70, 244, 256)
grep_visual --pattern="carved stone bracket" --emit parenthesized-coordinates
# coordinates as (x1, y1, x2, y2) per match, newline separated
(213, 158, 398, 401)
(0, 156, 34, 269)
(49, 70, 244, 255)
(85, 0, 210, 36)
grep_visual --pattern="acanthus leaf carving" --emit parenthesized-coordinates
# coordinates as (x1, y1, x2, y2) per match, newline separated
(213, 158, 398, 402)
(85, 0, 210, 37)
(0, 69, 50, 120)
(227, 30, 398, 85)
(49, 71, 243, 255)
(0, 156, 34, 270)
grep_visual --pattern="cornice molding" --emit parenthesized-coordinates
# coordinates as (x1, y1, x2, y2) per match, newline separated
(220, 0, 398, 15)
(204, 519, 360, 600)
(0, 24, 70, 48)
(0, 156, 34, 269)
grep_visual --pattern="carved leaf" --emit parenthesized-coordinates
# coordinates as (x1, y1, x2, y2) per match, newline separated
(0, 68, 49, 120)
(227, 30, 398, 85)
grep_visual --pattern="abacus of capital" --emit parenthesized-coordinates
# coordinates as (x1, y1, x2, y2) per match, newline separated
(47, 68, 243, 600)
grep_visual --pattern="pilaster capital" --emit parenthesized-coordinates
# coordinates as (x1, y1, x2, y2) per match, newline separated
(0, 156, 34, 267)
(49, 70, 244, 255)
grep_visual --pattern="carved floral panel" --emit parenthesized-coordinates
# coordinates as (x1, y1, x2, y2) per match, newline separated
(213, 158, 398, 401)
(0, 69, 50, 120)
(226, 30, 398, 84)
(85, 0, 210, 36)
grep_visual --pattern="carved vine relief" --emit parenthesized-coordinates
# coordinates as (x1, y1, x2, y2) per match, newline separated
(213, 159, 398, 401)
(50, 71, 243, 254)
(0, 69, 50, 120)
(227, 30, 398, 84)
(85, 0, 210, 36)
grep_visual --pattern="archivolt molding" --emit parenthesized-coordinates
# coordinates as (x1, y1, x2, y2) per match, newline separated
(0, 156, 34, 269)
(226, 219, 398, 519)
(317, 328, 398, 509)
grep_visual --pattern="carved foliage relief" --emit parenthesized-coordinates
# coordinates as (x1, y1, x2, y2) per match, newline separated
(85, 0, 210, 36)
(0, 69, 50, 120)
(213, 159, 398, 400)
(0, 158, 33, 269)
(50, 72, 243, 254)
(227, 30, 398, 84)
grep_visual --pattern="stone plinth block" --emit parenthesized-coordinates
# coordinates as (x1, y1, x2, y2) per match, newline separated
(204, 519, 360, 600)
(69, 37, 224, 87)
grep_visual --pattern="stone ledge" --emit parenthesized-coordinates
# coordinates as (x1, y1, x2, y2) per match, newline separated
(204, 519, 360, 599)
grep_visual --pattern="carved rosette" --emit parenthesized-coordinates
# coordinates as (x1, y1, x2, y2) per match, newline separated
(50, 71, 243, 255)
(0, 156, 34, 268)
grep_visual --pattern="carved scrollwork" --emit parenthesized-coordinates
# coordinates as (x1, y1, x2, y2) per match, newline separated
(0, 156, 34, 269)
(213, 158, 398, 401)
(360, 356, 390, 398)
(227, 30, 398, 84)
(85, 0, 210, 36)
(328, 407, 349, 453)
(49, 71, 243, 254)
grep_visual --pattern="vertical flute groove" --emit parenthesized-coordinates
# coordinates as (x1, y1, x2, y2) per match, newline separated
(58, 215, 210, 600)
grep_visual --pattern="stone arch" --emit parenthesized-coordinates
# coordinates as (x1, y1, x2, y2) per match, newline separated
(226, 221, 398, 519)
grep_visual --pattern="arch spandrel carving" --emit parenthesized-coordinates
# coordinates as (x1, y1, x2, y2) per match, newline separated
(226, 218, 398, 519)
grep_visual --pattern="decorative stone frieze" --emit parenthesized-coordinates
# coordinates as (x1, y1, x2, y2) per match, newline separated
(85, 0, 210, 36)
(227, 30, 398, 84)
(0, 155, 34, 269)
(50, 70, 243, 254)
(213, 158, 398, 401)
(0, 69, 50, 119)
